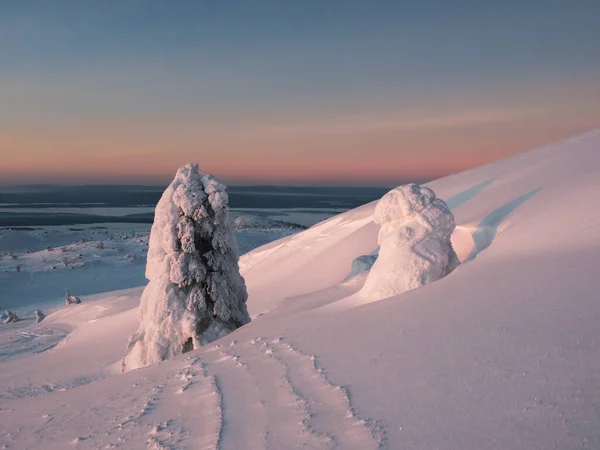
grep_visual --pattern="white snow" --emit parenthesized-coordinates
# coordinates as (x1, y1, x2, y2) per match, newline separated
(1, 129, 600, 449)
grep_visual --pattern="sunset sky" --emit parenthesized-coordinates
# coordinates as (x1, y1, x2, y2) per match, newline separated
(1, 1, 599, 185)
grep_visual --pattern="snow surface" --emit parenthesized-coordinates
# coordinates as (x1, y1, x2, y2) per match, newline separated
(2, 129, 600, 449)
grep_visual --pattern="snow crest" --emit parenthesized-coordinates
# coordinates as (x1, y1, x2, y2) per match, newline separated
(360, 184, 459, 301)
(122, 164, 250, 371)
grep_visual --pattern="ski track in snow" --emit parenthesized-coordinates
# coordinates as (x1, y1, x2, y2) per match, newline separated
(207, 339, 331, 450)
(267, 339, 384, 449)
(202, 337, 382, 450)
(205, 346, 267, 450)
(0, 337, 381, 449)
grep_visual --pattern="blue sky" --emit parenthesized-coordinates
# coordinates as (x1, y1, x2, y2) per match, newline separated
(1, 1, 599, 184)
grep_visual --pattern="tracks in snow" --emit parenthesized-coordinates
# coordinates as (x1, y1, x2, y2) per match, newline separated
(268, 340, 380, 449)
(104, 355, 223, 450)
(203, 337, 382, 450)
(2, 338, 382, 449)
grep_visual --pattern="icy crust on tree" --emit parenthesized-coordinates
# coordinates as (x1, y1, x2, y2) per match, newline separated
(360, 184, 459, 301)
(122, 164, 250, 371)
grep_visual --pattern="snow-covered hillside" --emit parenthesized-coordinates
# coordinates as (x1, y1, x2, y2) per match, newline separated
(1, 129, 600, 449)
(0, 214, 306, 313)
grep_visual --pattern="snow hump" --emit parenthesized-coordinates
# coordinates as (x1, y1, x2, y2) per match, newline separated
(360, 184, 459, 301)
(122, 164, 250, 371)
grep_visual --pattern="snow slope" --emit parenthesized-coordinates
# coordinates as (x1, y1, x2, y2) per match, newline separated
(1, 129, 600, 449)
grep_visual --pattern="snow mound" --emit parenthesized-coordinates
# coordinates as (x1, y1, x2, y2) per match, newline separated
(359, 184, 459, 301)
(122, 164, 250, 372)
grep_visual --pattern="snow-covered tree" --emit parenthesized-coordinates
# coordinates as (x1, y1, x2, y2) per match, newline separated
(65, 289, 81, 305)
(34, 310, 46, 323)
(122, 163, 250, 372)
(360, 184, 459, 301)
(3, 310, 19, 324)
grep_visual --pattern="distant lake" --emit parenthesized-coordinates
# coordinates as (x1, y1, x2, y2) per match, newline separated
(0, 185, 396, 227)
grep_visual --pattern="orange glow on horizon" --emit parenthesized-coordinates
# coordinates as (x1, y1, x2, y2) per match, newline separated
(2, 88, 599, 185)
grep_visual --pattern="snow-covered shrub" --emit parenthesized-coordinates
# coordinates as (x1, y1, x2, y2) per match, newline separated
(122, 163, 250, 372)
(65, 289, 82, 305)
(360, 184, 459, 301)
(34, 310, 46, 323)
(3, 310, 19, 324)
(120, 252, 137, 262)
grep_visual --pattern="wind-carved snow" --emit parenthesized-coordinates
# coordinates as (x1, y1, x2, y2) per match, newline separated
(359, 184, 459, 301)
(0, 327, 68, 365)
(122, 163, 250, 371)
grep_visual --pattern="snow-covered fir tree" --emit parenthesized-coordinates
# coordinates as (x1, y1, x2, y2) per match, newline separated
(122, 163, 250, 371)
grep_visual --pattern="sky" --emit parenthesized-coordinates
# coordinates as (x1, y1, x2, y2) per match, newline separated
(1, 0, 599, 186)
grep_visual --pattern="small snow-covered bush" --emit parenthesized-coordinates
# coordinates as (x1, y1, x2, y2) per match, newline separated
(122, 163, 250, 372)
(360, 184, 459, 301)
(3, 310, 19, 324)
(34, 310, 46, 323)
(65, 289, 82, 305)
(119, 252, 137, 262)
